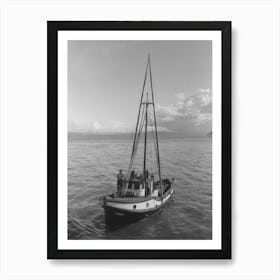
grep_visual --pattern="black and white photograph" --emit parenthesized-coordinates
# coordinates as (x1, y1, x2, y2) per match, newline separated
(48, 21, 231, 259)
(68, 40, 213, 240)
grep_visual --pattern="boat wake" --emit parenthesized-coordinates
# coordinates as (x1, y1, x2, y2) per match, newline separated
(68, 215, 106, 239)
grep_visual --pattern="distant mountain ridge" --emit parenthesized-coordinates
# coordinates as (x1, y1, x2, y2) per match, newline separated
(68, 131, 210, 141)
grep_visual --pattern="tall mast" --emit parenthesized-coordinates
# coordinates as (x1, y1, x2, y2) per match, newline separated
(127, 54, 162, 199)
(143, 92, 148, 194)
(148, 55, 163, 198)
(128, 59, 149, 174)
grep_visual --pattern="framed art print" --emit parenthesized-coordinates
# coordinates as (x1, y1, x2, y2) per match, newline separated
(47, 21, 231, 259)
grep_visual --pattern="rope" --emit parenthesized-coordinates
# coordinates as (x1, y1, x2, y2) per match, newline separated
(131, 107, 145, 164)
(128, 104, 145, 174)
(150, 114, 160, 179)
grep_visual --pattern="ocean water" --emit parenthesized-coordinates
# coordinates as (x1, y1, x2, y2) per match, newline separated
(68, 133, 212, 240)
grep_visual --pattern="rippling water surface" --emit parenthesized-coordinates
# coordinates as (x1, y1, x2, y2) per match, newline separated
(68, 133, 212, 240)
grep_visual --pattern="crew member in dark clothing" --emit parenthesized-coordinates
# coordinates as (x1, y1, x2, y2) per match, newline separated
(130, 170, 136, 180)
(116, 169, 124, 192)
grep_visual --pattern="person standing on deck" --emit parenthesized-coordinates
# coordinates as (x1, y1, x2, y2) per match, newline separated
(116, 169, 124, 192)
(130, 170, 136, 180)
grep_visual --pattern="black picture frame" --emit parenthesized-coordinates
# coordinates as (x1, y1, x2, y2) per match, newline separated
(47, 21, 231, 259)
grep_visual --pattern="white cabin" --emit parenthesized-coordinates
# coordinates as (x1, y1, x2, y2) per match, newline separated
(122, 179, 145, 197)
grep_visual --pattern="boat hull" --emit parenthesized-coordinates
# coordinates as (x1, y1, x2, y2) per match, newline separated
(102, 186, 174, 221)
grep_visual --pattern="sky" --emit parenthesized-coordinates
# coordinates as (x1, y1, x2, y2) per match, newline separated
(68, 40, 212, 136)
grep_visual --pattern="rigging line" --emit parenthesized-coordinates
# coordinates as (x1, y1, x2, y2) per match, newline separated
(128, 100, 145, 169)
(132, 106, 146, 161)
(129, 130, 143, 174)
(124, 132, 136, 174)
(125, 108, 145, 189)
(148, 55, 163, 199)
(131, 125, 144, 170)
(148, 112, 156, 152)
(124, 128, 135, 155)
(143, 92, 149, 192)
(150, 114, 159, 177)
(125, 106, 146, 194)
(130, 96, 146, 166)
(128, 104, 146, 172)
(125, 108, 145, 196)
(131, 118, 144, 165)
(129, 59, 149, 166)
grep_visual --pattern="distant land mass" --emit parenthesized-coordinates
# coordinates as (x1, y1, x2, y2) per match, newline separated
(68, 131, 211, 141)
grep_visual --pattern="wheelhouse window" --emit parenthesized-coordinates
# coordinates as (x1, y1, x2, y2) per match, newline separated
(134, 181, 140, 190)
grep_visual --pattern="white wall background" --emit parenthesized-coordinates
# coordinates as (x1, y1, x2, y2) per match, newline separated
(0, 0, 279, 279)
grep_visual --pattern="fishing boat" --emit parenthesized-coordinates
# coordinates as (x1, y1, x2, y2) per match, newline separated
(101, 55, 174, 220)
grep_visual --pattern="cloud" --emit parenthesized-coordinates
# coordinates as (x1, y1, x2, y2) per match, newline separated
(68, 88, 211, 136)
(68, 120, 103, 132)
(110, 121, 132, 132)
(156, 88, 212, 134)
(68, 120, 134, 133)
(68, 120, 171, 134)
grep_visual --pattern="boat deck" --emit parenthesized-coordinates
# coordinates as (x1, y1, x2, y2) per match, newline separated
(106, 179, 172, 203)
